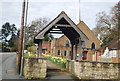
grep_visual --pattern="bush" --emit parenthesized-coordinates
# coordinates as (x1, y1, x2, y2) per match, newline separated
(7, 47, 17, 52)
(2, 47, 10, 52)
(23, 52, 37, 57)
(27, 46, 36, 54)
(24, 42, 34, 50)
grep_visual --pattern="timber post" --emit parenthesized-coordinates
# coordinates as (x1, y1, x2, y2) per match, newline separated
(38, 40, 42, 57)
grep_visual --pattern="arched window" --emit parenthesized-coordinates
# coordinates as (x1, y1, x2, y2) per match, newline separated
(64, 50, 67, 56)
(66, 40, 70, 47)
(91, 43, 95, 49)
(58, 50, 60, 56)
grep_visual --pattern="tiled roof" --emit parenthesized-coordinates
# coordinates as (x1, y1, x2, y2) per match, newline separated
(99, 37, 120, 50)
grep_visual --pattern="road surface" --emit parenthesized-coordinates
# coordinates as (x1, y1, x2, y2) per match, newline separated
(1, 52, 23, 80)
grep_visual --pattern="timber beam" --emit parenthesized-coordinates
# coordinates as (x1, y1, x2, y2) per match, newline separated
(55, 24, 71, 27)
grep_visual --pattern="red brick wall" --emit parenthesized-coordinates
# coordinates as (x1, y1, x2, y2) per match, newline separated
(42, 41, 51, 54)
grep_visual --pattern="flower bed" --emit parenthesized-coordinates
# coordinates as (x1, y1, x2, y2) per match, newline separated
(23, 52, 37, 57)
(41, 54, 70, 68)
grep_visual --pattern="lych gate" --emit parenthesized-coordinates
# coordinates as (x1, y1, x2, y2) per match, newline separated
(34, 11, 88, 60)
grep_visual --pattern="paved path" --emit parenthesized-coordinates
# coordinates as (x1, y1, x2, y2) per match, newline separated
(2, 52, 23, 80)
(46, 60, 79, 80)
(47, 60, 65, 70)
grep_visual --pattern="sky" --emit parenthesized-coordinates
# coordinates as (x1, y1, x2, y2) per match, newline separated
(1, 0, 119, 31)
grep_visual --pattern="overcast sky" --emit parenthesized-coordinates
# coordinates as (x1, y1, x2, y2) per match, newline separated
(1, 0, 119, 31)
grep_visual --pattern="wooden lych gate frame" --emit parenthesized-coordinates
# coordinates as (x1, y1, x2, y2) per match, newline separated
(34, 11, 88, 60)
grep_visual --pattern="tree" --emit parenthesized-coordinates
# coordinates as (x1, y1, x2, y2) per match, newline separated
(111, 1, 120, 28)
(11, 24, 17, 38)
(1, 22, 19, 52)
(7, 37, 19, 51)
(2, 22, 12, 42)
(93, 12, 112, 40)
(111, 1, 120, 37)
(25, 17, 53, 43)
(17, 29, 20, 37)
(1, 22, 17, 42)
(93, 1, 120, 46)
(43, 34, 54, 41)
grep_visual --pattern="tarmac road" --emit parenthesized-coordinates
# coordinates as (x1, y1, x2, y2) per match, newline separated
(1, 52, 23, 80)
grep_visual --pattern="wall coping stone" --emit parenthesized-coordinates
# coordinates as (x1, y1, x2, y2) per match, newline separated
(67, 60, 120, 64)
(24, 57, 47, 60)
